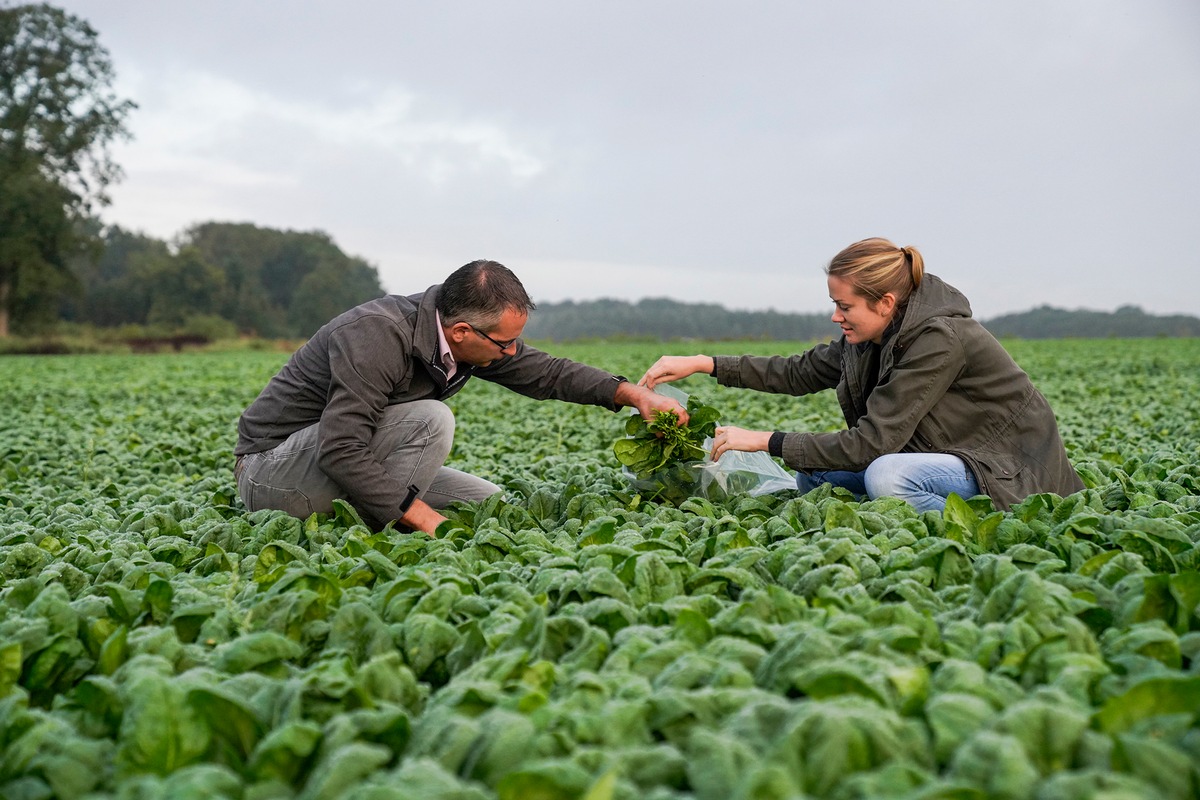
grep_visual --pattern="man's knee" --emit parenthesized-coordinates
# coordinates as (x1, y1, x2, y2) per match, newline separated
(378, 400, 455, 446)
(412, 400, 455, 438)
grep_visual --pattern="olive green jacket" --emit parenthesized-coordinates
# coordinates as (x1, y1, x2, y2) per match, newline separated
(713, 274, 1084, 510)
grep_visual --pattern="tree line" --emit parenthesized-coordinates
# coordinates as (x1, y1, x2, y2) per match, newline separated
(34, 223, 1200, 341)
(522, 298, 836, 341)
(523, 298, 1200, 342)
(59, 222, 384, 339)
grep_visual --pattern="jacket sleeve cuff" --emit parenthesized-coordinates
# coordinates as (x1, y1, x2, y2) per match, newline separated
(712, 355, 742, 387)
(768, 431, 786, 458)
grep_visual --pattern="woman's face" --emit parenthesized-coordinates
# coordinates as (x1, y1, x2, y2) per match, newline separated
(828, 274, 895, 345)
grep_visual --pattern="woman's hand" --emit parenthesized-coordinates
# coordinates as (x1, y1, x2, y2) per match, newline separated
(638, 355, 714, 389)
(711, 425, 771, 462)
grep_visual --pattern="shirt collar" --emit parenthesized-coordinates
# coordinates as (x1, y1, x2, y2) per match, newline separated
(434, 311, 457, 380)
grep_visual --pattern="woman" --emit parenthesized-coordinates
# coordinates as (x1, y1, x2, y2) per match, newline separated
(639, 237, 1084, 512)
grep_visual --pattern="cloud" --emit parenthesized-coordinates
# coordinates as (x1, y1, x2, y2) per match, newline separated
(73, 0, 1200, 318)
(105, 65, 549, 237)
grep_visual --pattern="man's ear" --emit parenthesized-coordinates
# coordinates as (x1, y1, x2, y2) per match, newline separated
(447, 322, 471, 343)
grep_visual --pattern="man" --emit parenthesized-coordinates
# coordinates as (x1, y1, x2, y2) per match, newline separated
(234, 259, 686, 534)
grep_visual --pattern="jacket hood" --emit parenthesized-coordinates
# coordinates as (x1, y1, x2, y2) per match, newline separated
(897, 273, 972, 339)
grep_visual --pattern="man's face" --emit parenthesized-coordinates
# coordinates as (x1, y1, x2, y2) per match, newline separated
(449, 307, 528, 367)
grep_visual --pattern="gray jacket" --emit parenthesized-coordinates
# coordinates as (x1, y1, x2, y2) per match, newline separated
(236, 286, 626, 523)
(713, 274, 1084, 510)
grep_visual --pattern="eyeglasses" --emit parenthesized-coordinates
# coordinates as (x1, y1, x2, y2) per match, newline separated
(468, 323, 518, 351)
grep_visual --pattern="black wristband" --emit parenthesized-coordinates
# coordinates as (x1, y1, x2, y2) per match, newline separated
(398, 484, 421, 515)
(768, 431, 786, 458)
(709, 359, 719, 382)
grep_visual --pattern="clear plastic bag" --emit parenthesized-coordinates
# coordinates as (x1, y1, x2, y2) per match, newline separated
(695, 436, 798, 499)
(619, 384, 796, 504)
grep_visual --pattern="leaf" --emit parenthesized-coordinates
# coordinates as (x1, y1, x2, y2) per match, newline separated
(527, 488, 561, 527)
(577, 517, 617, 546)
(213, 631, 303, 674)
(331, 498, 367, 528)
(997, 698, 1090, 775)
(581, 770, 618, 800)
(98, 625, 129, 675)
(116, 670, 211, 775)
(823, 501, 865, 533)
(0, 641, 21, 698)
(144, 577, 173, 624)
(633, 552, 683, 606)
(925, 692, 993, 765)
(402, 614, 461, 681)
(943, 493, 978, 531)
(1094, 675, 1200, 734)
(947, 731, 1039, 800)
(1134, 572, 1200, 633)
(496, 760, 592, 800)
(687, 406, 722, 428)
(300, 742, 392, 800)
(325, 601, 394, 664)
(248, 721, 323, 784)
(188, 685, 265, 763)
(613, 438, 664, 474)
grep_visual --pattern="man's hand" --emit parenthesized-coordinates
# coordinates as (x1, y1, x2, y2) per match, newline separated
(614, 380, 690, 425)
(399, 497, 448, 535)
(638, 355, 714, 389)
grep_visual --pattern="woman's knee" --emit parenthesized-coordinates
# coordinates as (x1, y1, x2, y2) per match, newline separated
(863, 454, 909, 500)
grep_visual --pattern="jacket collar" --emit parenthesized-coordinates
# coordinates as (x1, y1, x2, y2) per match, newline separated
(408, 285, 444, 369)
(406, 285, 475, 392)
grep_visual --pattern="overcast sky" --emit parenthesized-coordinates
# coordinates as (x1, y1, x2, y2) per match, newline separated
(53, 1, 1200, 319)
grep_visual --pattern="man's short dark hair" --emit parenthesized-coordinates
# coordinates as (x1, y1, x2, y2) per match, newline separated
(437, 260, 536, 328)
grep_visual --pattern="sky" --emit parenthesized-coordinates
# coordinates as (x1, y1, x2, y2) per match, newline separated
(49, 0, 1200, 320)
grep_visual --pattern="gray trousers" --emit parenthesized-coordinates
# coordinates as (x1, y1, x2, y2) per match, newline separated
(235, 400, 500, 524)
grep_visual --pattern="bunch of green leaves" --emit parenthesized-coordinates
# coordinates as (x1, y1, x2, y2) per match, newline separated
(613, 395, 720, 479)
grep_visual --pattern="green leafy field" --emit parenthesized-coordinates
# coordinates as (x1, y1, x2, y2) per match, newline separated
(2, 339, 1200, 800)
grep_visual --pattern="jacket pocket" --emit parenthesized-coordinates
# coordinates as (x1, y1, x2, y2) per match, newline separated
(973, 452, 1027, 487)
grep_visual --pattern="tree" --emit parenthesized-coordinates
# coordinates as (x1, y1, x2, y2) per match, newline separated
(61, 224, 166, 326)
(145, 246, 228, 326)
(181, 222, 384, 337)
(288, 256, 386, 337)
(0, 3, 135, 336)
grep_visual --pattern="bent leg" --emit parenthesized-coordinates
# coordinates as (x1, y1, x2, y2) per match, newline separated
(374, 402, 500, 507)
(238, 399, 494, 518)
(364, 401, 499, 508)
(237, 422, 340, 518)
(425, 466, 501, 507)
(796, 469, 868, 497)
(863, 453, 979, 513)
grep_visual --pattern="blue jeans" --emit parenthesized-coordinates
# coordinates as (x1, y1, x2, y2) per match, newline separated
(796, 453, 979, 513)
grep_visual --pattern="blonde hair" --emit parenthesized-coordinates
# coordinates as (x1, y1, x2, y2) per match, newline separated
(826, 237, 924, 307)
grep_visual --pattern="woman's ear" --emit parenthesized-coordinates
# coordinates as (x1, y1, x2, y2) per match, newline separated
(875, 292, 898, 317)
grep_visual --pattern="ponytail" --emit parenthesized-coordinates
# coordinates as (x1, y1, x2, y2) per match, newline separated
(828, 238, 923, 306)
(899, 245, 924, 290)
